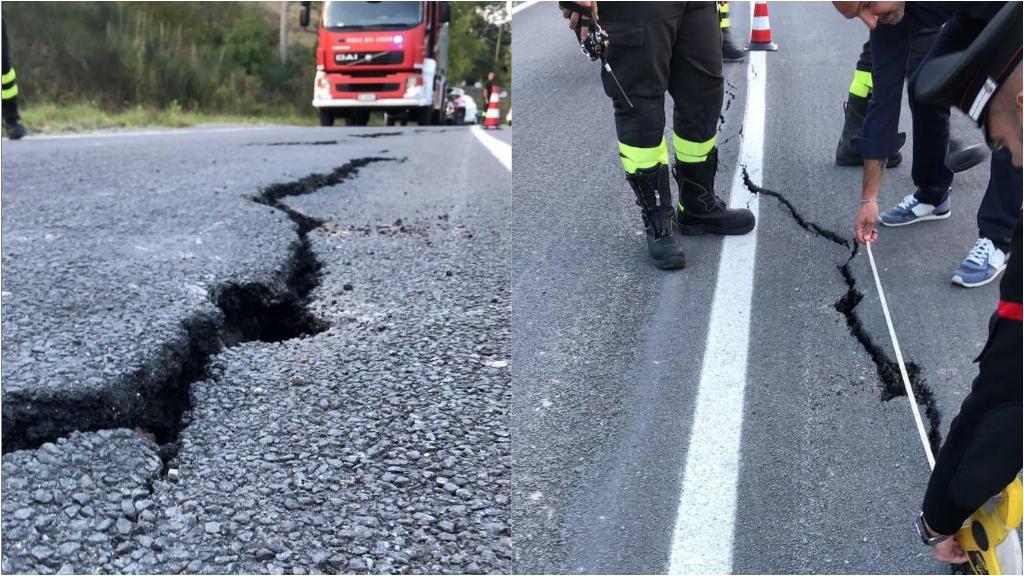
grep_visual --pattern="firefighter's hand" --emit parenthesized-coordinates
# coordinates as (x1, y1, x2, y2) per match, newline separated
(561, 1, 598, 41)
(854, 201, 879, 244)
(931, 535, 968, 564)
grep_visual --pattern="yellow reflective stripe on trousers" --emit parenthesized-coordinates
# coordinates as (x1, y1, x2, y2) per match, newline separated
(673, 133, 716, 163)
(1, 84, 18, 100)
(719, 1, 730, 28)
(849, 69, 872, 98)
(619, 138, 669, 174)
(1, 68, 15, 85)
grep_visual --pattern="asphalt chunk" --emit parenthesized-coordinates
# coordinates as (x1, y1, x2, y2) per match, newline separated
(1, 430, 162, 575)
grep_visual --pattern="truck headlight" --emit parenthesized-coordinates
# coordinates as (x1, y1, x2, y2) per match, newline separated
(403, 77, 421, 98)
(315, 73, 332, 99)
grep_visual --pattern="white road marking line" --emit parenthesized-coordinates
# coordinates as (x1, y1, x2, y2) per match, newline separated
(667, 50, 767, 575)
(471, 125, 512, 171)
(511, 0, 544, 16)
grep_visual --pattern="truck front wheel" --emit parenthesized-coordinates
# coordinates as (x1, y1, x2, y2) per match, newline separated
(318, 109, 335, 127)
(346, 110, 370, 126)
(416, 107, 434, 126)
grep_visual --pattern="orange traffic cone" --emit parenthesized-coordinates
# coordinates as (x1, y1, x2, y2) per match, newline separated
(483, 87, 501, 130)
(748, 1, 778, 51)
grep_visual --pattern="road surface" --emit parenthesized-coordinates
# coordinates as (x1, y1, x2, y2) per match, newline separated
(1, 124, 512, 574)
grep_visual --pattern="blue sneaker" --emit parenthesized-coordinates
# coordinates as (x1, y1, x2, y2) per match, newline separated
(879, 191, 951, 227)
(951, 238, 1008, 288)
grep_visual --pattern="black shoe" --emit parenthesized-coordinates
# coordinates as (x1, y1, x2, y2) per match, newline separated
(946, 139, 988, 173)
(626, 165, 686, 270)
(674, 148, 755, 236)
(722, 28, 746, 62)
(5, 121, 25, 140)
(835, 94, 901, 167)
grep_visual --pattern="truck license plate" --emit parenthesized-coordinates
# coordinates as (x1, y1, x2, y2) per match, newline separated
(357, 94, 377, 102)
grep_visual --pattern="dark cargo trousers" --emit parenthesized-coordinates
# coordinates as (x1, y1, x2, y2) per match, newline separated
(598, 2, 723, 172)
(2, 22, 20, 125)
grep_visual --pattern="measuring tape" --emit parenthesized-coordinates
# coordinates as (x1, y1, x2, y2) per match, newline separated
(865, 242, 1023, 575)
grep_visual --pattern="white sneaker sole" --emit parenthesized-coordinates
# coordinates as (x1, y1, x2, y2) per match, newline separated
(879, 210, 952, 227)
(951, 262, 1008, 288)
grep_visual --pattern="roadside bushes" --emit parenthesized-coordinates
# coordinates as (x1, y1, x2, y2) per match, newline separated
(2, 2, 315, 116)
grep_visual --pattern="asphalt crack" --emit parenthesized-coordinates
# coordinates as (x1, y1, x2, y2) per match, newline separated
(248, 140, 340, 147)
(741, 168, 942, 454)
(351, 131, 404, 138)
(2, 157, 403, 472)
(718, 80, 739, 139)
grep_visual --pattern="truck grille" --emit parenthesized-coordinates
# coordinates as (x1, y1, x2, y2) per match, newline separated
(335, 83, 401, 93)
(334, 51, 404, 65)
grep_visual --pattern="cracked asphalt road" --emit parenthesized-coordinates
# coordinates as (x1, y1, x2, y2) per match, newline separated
(2, 125, 511, 574)
(512, 2, 1004, 574)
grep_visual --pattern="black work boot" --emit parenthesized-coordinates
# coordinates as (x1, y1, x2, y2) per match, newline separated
(625, 165, 686, 270)
(722, 28, 745, 62)
(5, 120, 25, 140)
(835, 93, 901, 167)
(674, 148, 755, 236)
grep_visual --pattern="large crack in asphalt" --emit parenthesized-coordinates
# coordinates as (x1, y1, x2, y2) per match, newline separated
(248, 140, 340, 147)
(2, 156, 401, 474)
(741, 168, 942, 455)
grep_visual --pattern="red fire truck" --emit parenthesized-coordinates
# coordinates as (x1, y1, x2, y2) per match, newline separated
(300, 1, 452, 127)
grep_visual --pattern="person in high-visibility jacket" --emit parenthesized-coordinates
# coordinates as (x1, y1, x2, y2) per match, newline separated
(2, 21, 26, 140)
(562, 1, 755, 270)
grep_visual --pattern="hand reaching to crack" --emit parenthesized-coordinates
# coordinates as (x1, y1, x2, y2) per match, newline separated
(854, 201, 879, 244)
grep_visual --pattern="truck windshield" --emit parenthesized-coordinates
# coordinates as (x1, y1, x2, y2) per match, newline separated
(323, 1, 423, 31)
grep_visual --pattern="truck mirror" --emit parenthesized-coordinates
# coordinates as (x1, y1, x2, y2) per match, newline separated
(299, 2, 311, 28)
(440, 2, 452, 24)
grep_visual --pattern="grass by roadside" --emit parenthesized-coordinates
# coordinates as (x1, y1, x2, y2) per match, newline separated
(18, 103, 319, 135)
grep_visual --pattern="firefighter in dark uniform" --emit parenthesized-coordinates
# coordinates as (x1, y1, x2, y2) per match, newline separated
(911, 2, 1022, 562)
(835, 30, 938, 167)
(562, 1, 755, 270)
(718, 2, 745, 62)
(2, 21, 26, 140)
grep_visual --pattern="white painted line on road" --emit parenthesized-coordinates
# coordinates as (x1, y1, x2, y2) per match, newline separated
(23, 125, 277, 141)
(667, 51, 767, 575)
(471, 125, 512, 171)
(511, 0, 544, 16)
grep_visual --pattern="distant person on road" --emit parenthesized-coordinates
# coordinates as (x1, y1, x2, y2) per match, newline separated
(2, 21, 26, 140)
(834, 0, 1023, 289)
(561, 1, 755, 270)
(910, 2, 1022, 564)
(485, 71, 497, 103)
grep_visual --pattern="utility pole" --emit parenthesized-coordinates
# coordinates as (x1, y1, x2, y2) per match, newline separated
(494, 2, 511, 70)
(494, 24, 502, 70)
(279, 1, 289, 64)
